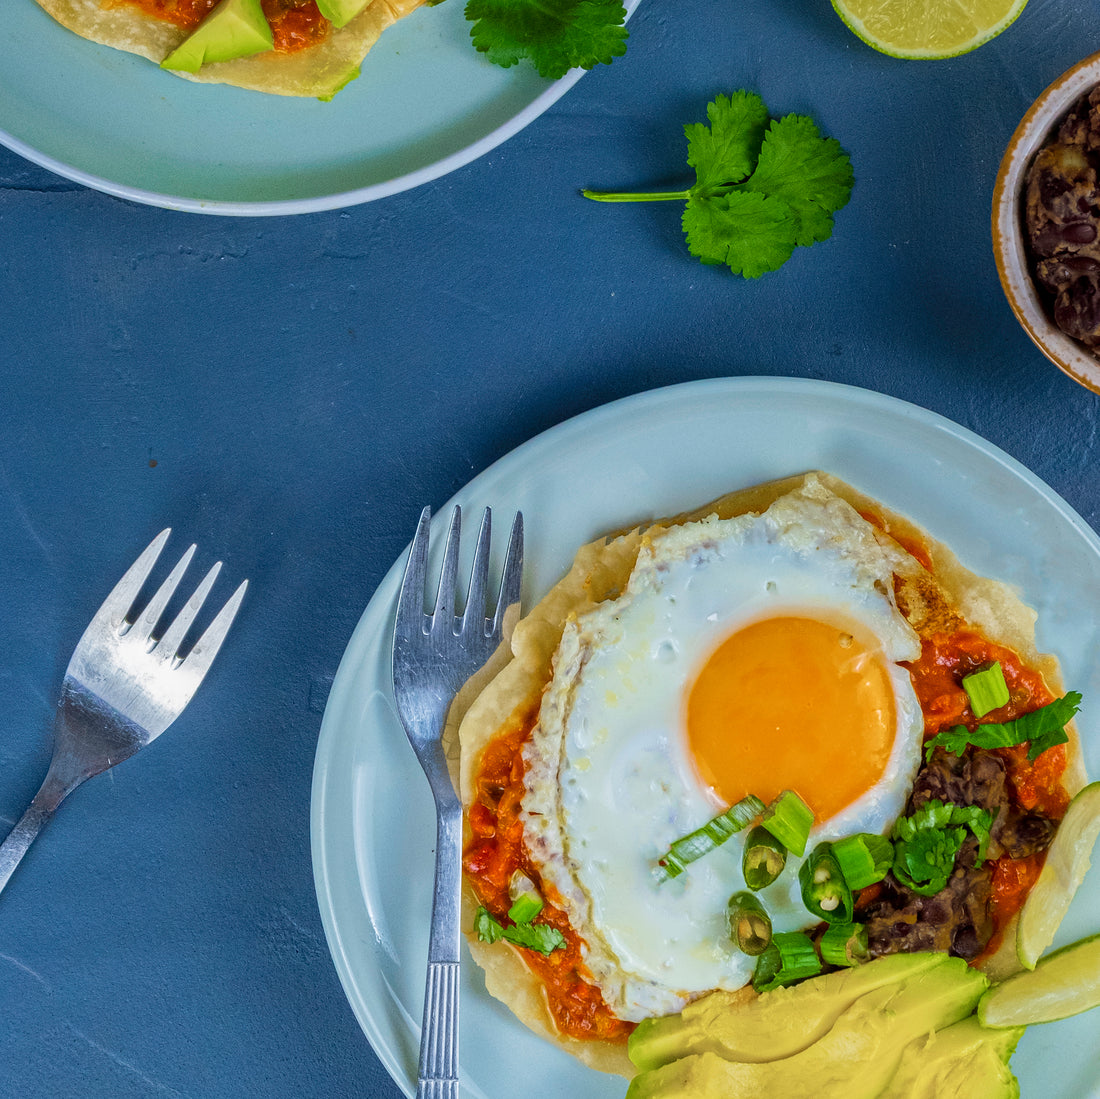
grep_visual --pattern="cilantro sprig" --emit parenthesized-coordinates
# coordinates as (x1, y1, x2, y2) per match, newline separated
(583, 91, 854, 277)
(891, 800, 997, 897)
(474, 905, 566, 956)
(924, 692, 1082, 763)
(465, 0, 628, 81)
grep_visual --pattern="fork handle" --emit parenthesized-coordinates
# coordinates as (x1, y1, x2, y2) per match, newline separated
(0, 785, 61, 897)
(416, 801, 462, 1099)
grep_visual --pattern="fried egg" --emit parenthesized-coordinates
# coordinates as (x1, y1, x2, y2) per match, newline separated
(520, 483, 924, 1022)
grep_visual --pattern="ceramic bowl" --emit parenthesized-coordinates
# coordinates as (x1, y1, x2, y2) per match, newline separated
(993, 50, 1100, 395)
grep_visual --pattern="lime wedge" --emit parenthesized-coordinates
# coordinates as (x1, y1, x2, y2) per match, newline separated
(980, 931, 1100, 1026)
(1017, 780, 1100, 970)
(830, 0, 1028, 59)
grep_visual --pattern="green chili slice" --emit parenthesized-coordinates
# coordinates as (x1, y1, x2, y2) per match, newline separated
(742, 825, 788, 890)
(752, 931, 822, 992)
(798, 841, 854, 923)
(727, 891, 773, 956)
(819, 921, 870, 967)
(832, 833, 894, 891)
(761, 790, 814, 857)
(655, 794, 766, 881)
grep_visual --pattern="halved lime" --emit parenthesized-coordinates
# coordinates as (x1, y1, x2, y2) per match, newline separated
(1017, 781, 1100, 970)
(831, 0, 1029, 60)
(980, 931, 1100, 1026)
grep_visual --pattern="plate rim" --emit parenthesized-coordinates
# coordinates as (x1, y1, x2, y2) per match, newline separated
(1, 0, 638, 216)
(310, 375, 1100, 1098)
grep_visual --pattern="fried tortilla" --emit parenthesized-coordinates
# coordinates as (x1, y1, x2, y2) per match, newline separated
(447, 472, 1086, 1074)
(36, 0, 425, 98)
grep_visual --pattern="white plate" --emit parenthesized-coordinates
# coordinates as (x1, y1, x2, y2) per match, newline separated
(1, 0, 636, 215)
(311, 377, 1100, 1099)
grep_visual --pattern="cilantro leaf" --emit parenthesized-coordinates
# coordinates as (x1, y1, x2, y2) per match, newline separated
(740, 115, 855, 246)
(924, 692, 1081, 763)
(474, 905, 566, 956)
(584, 90, 853, 276)
(684, 191, 798, 278)
(890, 800, 998, 896)
(686, 91, 770, 194)
(465, 0, 628, 81)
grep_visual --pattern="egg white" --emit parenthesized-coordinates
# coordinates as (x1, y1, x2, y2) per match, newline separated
(521, 483, 924, 1022)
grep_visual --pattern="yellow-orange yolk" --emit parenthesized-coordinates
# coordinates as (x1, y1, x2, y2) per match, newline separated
(685, 615, 897, 823)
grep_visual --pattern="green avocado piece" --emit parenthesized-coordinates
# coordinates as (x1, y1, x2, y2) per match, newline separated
(625, 958, 989, 1099)
(879, 1016, 1024, 1099)
(161, 0, 274, 73)
(628, 952, 949, 1073)
(315, 0, 370, 29)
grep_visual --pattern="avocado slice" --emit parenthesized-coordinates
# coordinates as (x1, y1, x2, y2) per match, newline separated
(161, 0, 274, 73)
(880, 1017, 1024, 1099)
(625, 958, 989, 1099)
(628, 952, 949, 1073)
(315, 0, 370, 29)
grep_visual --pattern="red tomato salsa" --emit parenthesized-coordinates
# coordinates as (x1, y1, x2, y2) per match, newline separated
(463, 710, 633, 1044)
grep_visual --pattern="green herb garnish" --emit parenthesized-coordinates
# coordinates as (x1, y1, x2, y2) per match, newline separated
(465, 0, 628, 81)
(583, 90, 854, 277)
(474, 905, 566, 956)
(962, 662, 1010, 718)
(890, 800, 997, 897)
(760, 789, 814, 857)
(924, 692, 1081, 763)
(832, 832, 894, 891)
(752, 931, 822, 992)
(655, 794, 765, 882)
(819, 921, 870, 968)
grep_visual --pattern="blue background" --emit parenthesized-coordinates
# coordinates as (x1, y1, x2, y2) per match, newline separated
(1, 0, 1099, 1095)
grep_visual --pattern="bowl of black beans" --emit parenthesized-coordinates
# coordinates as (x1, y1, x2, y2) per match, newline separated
(994, 50, 1100, 395)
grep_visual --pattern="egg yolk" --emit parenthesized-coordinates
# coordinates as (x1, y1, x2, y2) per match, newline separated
(685, 615, 896, 824)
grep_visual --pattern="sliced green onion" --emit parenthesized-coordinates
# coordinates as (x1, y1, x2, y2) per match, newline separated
(832, 833, 894, 890)
(963, 662, 1010, 718)
(727, 891, 773, 956)
(819, 921, 870, 967)
(508, 892, 543, 924)
(752, 931, 822, 992)
(655, 794, 766, 881)
(799, 842, 854, 924)
(742, 825, 788, 890)
(761, 790, 814, 857)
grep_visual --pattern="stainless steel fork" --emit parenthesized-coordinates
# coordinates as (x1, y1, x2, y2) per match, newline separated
(0, 529, 247, 896)
(392, 505, 523, 1099)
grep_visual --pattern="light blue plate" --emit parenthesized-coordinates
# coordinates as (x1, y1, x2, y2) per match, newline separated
(1, 1, 632, 215)
(312, 377, 1100, 1099)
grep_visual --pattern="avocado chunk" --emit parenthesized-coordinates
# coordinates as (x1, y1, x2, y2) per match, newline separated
(315, 0, 370, 29)
(628, 952, 949, 1073)
(879, 1017, 1024, 1099)
(625, 958, 989, 1099)
(161, 0, 274, 73)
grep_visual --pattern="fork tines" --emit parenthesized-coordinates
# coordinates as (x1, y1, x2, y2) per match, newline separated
(83, 528, 248, 675)
(396, 505, 523, 640)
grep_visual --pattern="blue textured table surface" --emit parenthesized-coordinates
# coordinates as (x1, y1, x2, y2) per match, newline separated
(2, 1, 1100, 1096)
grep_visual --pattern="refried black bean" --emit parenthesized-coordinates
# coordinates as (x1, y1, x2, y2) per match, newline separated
(1025, 87, 1100, 348)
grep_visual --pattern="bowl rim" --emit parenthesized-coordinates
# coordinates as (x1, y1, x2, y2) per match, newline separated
(992, 48, 1100, 396)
